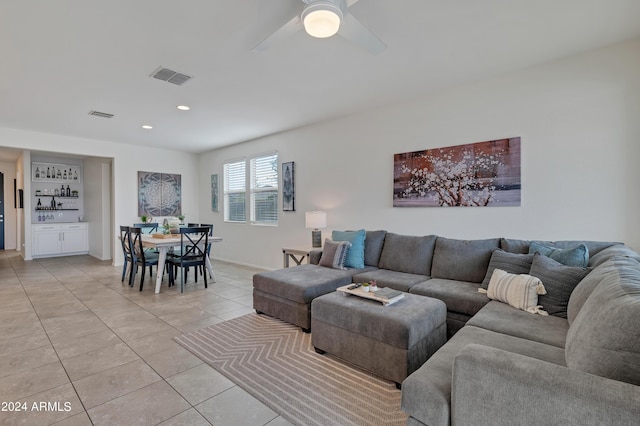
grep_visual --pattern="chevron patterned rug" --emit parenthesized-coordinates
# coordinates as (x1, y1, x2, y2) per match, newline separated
(174, 313, 407, 426)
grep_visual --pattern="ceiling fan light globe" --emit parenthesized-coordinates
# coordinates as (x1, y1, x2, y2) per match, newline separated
(302, 3, 342, 38)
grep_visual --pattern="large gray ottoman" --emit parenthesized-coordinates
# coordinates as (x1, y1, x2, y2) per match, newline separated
(253, 264, 355, 332)
(311, 291, 447, 386)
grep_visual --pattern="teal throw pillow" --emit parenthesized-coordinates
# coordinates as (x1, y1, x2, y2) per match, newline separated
(332, 229, 366, 269)
(528, 241, 589, 268)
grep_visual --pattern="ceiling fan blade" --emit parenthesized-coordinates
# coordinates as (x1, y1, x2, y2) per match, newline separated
(338, 12, 386, 55)
(253, 14, 303, 53)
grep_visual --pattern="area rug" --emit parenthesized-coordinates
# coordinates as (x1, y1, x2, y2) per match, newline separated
(174, 313, 407, 426)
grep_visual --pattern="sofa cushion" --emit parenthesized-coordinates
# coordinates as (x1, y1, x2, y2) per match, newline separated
(503, 239, 617, 257)
(352, 270, 428, 292)
(565, 256, 640, 386)
(378, 233, 436, 276)
(551, 240, 618, 256)
(401, 325, 566, 426)
(588, 243, 640, 268)
(467, 301, 569, 348)
(529, 241, 589, 267)
(332, 229, 366, 269)
(364, 230, 387, 267)
(529, 253, 591, 318)
(252, 264, 355, 304)
(409, 279, 489, 317)
(431, 237, 500, 283)
(481, 249, 534, 289)
(483, 269, 547, 315)
(500, 238, 530, 254)
(319, 239, 351, 269)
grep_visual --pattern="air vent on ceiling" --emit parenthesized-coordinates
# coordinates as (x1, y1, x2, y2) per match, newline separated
(150, 66, 193, 85)
(88, 110, 114, 118)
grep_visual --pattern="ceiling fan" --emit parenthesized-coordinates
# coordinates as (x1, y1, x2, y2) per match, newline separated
(253, 0, 386, 55)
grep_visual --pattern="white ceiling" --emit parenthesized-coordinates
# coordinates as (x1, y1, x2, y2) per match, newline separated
(1, 0, 639, 154)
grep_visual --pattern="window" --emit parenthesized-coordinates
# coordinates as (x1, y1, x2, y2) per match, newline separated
(224, 159, 246, 222)
(250, 153, 278, 224)
(223, 152, 278, 225)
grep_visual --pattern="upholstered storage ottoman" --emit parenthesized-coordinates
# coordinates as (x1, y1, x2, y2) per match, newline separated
(311, 291, 447, 386)
(253, 264, 355, 332)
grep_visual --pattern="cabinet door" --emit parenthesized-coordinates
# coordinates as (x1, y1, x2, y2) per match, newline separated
(61, 228, 88, 254)
(33, 230, 61, 256)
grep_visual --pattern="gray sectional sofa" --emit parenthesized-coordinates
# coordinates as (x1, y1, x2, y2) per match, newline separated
(252, 231, 640, 425)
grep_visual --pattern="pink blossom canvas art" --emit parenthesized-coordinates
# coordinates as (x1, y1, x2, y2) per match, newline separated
(394, 137, 521, 207)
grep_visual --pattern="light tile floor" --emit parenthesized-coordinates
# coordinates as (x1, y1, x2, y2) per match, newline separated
(0, 251, 293, 426)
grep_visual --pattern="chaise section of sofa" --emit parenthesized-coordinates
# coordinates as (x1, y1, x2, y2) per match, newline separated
(253, 264, 356, 331)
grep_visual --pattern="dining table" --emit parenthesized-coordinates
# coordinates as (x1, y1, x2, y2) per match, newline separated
(140, 234, 223, 294)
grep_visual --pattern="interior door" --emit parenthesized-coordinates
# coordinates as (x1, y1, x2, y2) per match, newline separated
(0, 172, 4, 250)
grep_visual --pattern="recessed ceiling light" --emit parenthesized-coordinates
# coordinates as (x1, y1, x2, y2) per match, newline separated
(176, 105, 190, 111)
(141, 125, 153, 130)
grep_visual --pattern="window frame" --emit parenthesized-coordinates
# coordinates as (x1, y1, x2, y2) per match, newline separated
(223, 152, 279, 226)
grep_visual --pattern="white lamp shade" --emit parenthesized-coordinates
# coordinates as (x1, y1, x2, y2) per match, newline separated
(305, 211, 327, 229)
(302, 2, 342, 38)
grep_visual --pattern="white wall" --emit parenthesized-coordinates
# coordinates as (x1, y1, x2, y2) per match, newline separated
(0, 128, 199, 264)
(198, 38, 640, 270)
(84, 158, 112, 260)
(0, 161, 18, 250)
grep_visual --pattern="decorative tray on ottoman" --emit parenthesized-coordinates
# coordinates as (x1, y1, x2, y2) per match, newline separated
(336, 284, 404, 306)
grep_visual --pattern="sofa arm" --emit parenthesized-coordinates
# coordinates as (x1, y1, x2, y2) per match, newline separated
(452, 344, 640, 426)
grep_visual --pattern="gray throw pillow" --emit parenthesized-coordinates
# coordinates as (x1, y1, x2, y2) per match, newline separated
(481, 249, 535, 289)
(319, 239, 351, 270)
(529, 253, 591, 318)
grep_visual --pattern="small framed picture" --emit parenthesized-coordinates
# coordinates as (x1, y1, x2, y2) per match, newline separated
(211, 174, 219, 212)
(282, 162, 295, 211)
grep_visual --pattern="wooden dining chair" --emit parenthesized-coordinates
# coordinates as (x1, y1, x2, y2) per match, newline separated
(119, 226, 132, 282)
(128, 227, 159, 291)
(167, 226, 209, 293)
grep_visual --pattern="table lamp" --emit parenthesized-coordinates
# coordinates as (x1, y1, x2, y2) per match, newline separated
(305, 211, 327, 248)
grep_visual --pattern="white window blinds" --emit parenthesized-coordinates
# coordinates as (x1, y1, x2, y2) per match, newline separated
(250, 153, 278, 224)
(223, 159, 246, 222)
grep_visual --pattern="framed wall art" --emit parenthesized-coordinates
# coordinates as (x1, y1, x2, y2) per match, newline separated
(394, 137, 521, 207)
(282, 161, 295, 211)
(138, 171, 182, 216)
(211, 174, 219, 211)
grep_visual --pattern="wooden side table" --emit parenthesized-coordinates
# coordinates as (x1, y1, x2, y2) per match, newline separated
(282, 247, 313, 268)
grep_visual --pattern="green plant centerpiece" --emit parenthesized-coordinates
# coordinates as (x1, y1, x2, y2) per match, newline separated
(361, 282, 370, 292)
(140, 215, 148, 224)
(177, 213, 185, 223)
(162, 222, 171, 234)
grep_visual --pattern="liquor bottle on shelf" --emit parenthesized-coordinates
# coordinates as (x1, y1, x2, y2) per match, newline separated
(35, 167, 40, 178)
(51, 196, 56, 210)
(37, 198, 42, 209)
(66, 185, 70, 197)
(47, 167, 51, 178)
(73, 170, 78, 180)
(63, 169, 67, 179)
(60, 184, 65, 195)
(57, 169, 61, 179)
(52, 166, 56, 178)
